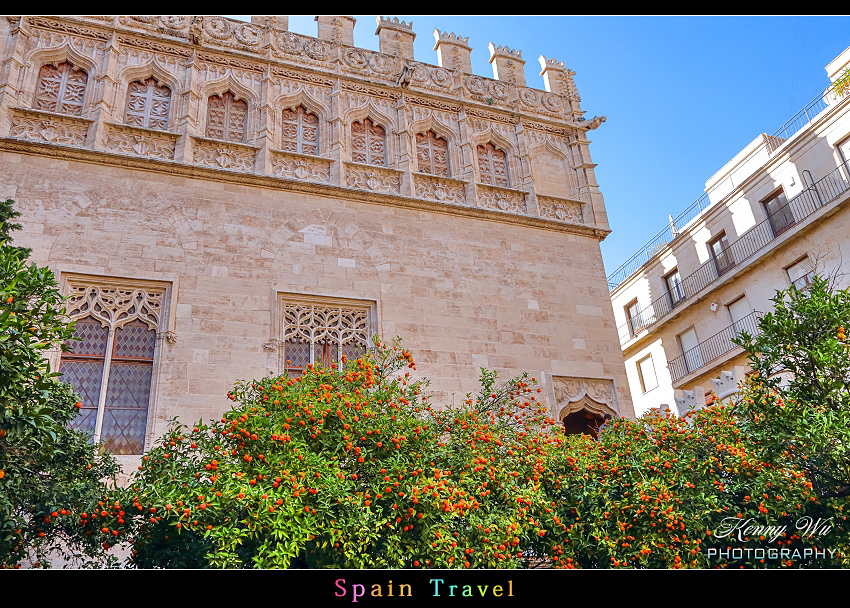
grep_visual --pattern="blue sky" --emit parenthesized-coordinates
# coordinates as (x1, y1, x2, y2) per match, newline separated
(231, 15, 850, 279)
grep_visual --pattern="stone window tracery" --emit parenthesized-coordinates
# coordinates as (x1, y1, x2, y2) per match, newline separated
(280, 298, 372, 375)
(416, 130, 450, 177)
(34, 61, 88, 116)
(477, 142, 510, 187)
(206, 91, 248, 143)
(60, 283, 165, 455)
(350, 118, 386, 166)
(281, 105, 319, 155)
(125, 78, 171, 131)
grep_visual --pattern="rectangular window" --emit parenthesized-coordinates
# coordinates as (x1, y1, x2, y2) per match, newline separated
(664, 268, 686, 308)
(727, 295, 751, 333)
(636, 354, 658, 393)
(60, 279, 166, 454)
(763, 189, 795, 237)
(625, 298, 642, 337)
(708, 232, 735, 276)
(786, 256, 815, 290)
(678, 327, 703, 374)
(280, 295, 374, 375)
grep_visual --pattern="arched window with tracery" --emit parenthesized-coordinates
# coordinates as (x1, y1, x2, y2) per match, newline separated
(477, 142, 510, 187)
(281, 105, 319, 155)
(350, 118, 386, 166)
(60, 283, 165, 455)
(416, 130, 449, 177)
(34, 61, 88, 116)
(125, 78, 171, 130)
(206, 92, 248, 143)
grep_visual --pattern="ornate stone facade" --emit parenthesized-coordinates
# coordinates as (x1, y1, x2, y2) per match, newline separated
(0, 15, 632, 465)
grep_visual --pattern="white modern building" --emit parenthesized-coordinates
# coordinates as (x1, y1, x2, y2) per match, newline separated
(608, 46, 850, 416)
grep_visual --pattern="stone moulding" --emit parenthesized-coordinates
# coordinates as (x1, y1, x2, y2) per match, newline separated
(344, 162, 402, 195)
(537, 195, 584, 224)
(412, 173, 467, 205)
(476, 183, 527, 214)
(9, 107, 91, 147)
(270, 149, 332, 184)
(192, 136, 257, 172)
(553, 376, 618, 418)
(0, 137, 611, 241)
(104, 122, 178, 160)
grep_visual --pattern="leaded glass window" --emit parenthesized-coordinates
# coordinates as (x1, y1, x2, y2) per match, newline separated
(61, 283, 165, 455)
(34, 61, 88, 116)
(125, 78, 171, 130)
(281, 105, 319, 155)
(206, 92, 248, 143)
(416, 130, 450, 176)
(350, 118, 386, 166)
(281, 299, 371, 375)
(477, 142, 509, 187)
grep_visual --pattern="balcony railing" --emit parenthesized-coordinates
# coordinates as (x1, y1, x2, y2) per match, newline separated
(607, 81, 849, 291)
(667, 311, 763, 383)
(616, 161, 850, 344)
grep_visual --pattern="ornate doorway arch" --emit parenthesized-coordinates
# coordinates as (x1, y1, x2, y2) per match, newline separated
(554, 377, 619, 439)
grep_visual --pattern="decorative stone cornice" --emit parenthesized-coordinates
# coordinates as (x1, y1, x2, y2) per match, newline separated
(0, 137, 611, 241)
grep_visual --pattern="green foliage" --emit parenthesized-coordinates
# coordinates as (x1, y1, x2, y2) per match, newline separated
(734, 276, 850, 500)
(0, 199, 119, 569)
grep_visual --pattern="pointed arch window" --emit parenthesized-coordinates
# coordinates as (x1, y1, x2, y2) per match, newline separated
(125, 78, 171, 130)
(34, 61, 88, 116)
(351, 118, 386, 166)
(206, 92, 248, 143)
(281, 105, 319, 155)
(477, 142, 510, 187)
(416, 130, 450, 177)
(60, 283, 166, 455)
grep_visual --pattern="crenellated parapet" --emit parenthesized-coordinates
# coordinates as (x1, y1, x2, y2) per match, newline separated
(0, 15, 612, 237)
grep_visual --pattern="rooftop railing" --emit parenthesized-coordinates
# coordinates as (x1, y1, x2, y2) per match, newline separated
(607, 81, 848, 291)
(616, 160, 850, 345)
(667, 311, 763, 383)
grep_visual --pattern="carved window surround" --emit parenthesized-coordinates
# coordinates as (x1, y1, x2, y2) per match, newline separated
(476, 183, 528, 214)
(103, 122, 179, 160)
(553, 376, 619, 420)
(192, 136, 258, 172)
(265, 292, 377, 376)
(57, 274, 175, 455)
(412, 172, 467, 205)
(344, 161, 402, 196)
(269, 149, 332, 184)
(536, 195, 584, 225)
(9, 107, 92, 147)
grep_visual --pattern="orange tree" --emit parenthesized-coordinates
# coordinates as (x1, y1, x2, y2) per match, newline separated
(0, 198, 119, 569)
(82, 338, 567, 568)
(81, 336, 849, 568)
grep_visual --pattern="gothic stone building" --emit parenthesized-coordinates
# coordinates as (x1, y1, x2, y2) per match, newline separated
(0, 15, 633, 472)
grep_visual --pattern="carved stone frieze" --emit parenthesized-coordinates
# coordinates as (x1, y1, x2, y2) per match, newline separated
(270, 150, 331, 184)
(116, 34, 192, 57)
(536, 195, 583, 224)
(65, 283, 164, 330)
(553, 376, 618, 417)
(193, 137, 257, 172)
(26, 16, 111, 41)
(345, 163, 401, 195)
(272, 31, 334, 67)
(340, 47, 397, 79)
(10, 108, 91, 147)
(104, 123, 178, 160)
(476, 184, 527, 214)
(413, 173, 466, 205)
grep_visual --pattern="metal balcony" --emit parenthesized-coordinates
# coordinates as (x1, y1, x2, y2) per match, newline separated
(667, 311, 763, 383)
(616, 161, 850, 344)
